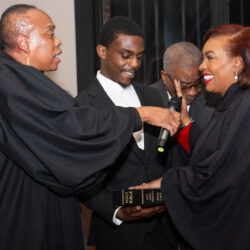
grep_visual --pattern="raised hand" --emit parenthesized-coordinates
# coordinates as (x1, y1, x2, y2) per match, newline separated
(174, 79, 191, 126)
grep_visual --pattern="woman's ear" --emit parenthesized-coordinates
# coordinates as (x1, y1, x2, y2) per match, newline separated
(16, 34, 30, 53)
(96, 44, 106, 59)
(234, 56, 244, 74)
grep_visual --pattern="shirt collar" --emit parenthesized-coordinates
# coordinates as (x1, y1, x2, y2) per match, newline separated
(97, 70, 133, 94)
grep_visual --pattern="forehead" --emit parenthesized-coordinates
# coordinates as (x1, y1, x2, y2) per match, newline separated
(174, 64, 200, 82)
(110, 33, 144, 52)
(202, 35, 230, 54)
(27, 9, 54, 31)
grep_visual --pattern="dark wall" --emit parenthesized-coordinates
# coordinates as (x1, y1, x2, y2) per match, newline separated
(74, 0, 102, 93)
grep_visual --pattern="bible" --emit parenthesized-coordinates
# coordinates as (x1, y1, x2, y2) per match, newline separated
(112, 188, 164, 207)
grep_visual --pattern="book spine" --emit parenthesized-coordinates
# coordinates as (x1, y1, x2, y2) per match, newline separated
(113, 189, 164, 207)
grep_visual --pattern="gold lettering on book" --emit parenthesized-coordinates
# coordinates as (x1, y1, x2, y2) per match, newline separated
(123, 190, 133, 205)
(122, 190, 124, 205)
(156, 191, 162, 201)
(128, 190, 133, 204)
(125, 191, 128, 204)
(141, 189, 144, 205)
(145, 191, 155, 203)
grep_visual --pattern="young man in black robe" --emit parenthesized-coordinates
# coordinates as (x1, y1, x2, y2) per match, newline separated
(0, 4, 180, 250)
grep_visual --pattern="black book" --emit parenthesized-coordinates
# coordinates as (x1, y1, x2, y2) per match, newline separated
(112, 189, 164, 207)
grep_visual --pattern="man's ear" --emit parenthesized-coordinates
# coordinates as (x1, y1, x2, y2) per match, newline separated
(96, 44, 107, 59)
(234, 56, 244, 74)
(16, 34, 30, 52)
(161, 70, 167, 85)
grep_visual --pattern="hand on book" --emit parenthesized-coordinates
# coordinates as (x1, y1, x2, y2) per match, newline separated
(116, 205, 165, 221)
(131, 177, 162, 190)
(112, 178, 164, 210)
(116, 178, 165, 221)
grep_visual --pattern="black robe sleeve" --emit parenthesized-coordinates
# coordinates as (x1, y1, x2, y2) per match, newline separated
(189, 122, 203, 151)
(161, 84, 250, 250)
(0, 53, 142, 196)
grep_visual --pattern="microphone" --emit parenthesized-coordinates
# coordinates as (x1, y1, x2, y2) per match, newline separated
(157, 97, 181, 153)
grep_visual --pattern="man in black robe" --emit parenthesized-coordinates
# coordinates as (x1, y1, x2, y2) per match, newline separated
(0, 4, 180, 250)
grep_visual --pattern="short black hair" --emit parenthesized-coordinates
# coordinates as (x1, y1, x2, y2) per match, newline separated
(98, 16, 144, 48)
(0, 4, 36, 50)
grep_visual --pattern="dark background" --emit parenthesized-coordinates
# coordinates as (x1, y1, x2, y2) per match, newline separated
(75, 0, 250, 92)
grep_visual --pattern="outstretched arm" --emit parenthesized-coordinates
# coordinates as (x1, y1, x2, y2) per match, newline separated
(136, 106, 180, 136)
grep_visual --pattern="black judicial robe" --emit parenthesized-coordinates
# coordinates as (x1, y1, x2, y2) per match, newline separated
(162, 83, 250, 250)
(0, 51, 142, 250)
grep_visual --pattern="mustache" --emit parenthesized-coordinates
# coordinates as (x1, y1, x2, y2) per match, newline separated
(121, 68, 137, 73)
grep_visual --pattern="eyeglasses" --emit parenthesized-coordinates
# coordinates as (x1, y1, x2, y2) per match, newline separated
(166, 73, 203, 91)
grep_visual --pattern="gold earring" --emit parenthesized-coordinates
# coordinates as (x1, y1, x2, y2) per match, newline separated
(26, 55, 30, 66)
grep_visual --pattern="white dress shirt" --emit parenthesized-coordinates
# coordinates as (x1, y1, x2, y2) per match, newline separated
(97, 70, 144, 150)
(97, 70, 145, 226)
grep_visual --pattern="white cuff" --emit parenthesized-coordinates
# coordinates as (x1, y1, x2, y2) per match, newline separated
(112, 206, 123, 226)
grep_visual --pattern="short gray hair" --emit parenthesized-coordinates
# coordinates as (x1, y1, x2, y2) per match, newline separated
(163, 42, 202, 75)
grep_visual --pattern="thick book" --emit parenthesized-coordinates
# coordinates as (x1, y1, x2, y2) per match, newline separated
(112, 188, 164, 207)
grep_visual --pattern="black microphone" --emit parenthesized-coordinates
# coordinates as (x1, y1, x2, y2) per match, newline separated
(157, 97, 181, 153)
